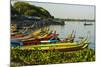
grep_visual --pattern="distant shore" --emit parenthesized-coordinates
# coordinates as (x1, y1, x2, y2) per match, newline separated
(55, 18, 95, 22)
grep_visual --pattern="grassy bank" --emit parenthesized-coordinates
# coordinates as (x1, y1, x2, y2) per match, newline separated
(11, 48, 95, 66)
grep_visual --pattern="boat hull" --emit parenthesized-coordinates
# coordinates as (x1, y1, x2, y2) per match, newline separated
(15, 39, 89, 52)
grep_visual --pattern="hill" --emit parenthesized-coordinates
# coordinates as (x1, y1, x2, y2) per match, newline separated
(11, 2, 53, 18)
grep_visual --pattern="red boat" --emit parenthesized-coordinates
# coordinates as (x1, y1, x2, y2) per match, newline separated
(23, 40, 40, 46)
(20, 33, 59, 46)
(11, 34, 25, 39)
(21, 38, 40, 46)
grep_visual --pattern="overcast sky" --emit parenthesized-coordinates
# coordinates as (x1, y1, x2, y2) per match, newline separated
(12, 1, 95, 19)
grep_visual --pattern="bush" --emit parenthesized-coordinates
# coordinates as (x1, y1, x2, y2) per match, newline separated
(11, 48, 95, 66)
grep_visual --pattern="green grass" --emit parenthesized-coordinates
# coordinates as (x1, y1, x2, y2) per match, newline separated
(11, 48, 95, 66)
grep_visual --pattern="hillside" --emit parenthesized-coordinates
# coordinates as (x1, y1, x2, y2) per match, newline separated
(11, 2, 53, 18)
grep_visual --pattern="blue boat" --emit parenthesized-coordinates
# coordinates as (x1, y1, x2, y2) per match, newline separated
(11, 39, 23, 47)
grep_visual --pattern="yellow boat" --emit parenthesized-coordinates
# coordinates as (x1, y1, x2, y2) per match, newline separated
(18, 38, 89, 52)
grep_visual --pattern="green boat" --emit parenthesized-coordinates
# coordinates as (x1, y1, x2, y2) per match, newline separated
(14, 38, 89, 52)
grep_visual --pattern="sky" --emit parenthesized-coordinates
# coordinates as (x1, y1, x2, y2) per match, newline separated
(11, 1, 95, 19)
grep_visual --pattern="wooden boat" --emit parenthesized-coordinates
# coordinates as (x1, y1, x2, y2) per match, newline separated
(11, 38, 40, 47)
(31, 29, 42, 36)
(18, 38, 89, 52)
(11, 40, 23, 47)
(30, 28, 49, 36)
(23, 30, 59, 41)
(18, 33, 59, 46)
(11, 33, 25, 39)
(11, 29, 50, 40)
(22, 40, 40, 46)
(11, 31, 75, 47)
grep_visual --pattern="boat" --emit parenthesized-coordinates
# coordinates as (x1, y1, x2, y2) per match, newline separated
(11, 33, 25, 39)
(31, 29, 42, 36)
(11, 28, 50, 40)
(30, 27, 49, 36)
(16, 38, 89, 52)
(11, 31, 76, 47)
(21, 30, 59, 41)
(84, 23, 93, 26)
(11, 39, 23, 47)
(22, 39, 40, 46)
(11, 38, 40, 47)
(19, 33, 59, 46)
(11, 30, 28, 39)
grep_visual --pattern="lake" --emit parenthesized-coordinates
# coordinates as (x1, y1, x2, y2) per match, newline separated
(49, 21, 95, 50)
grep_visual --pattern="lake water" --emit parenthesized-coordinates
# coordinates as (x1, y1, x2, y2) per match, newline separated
(49, 21, 95, 50)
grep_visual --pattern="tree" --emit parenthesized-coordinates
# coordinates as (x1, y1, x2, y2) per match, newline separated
(24, 10, 38, 16)
(12, 2, 53, 18)
(11, 5, 19, 15)
(13, 2, 31, 15)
